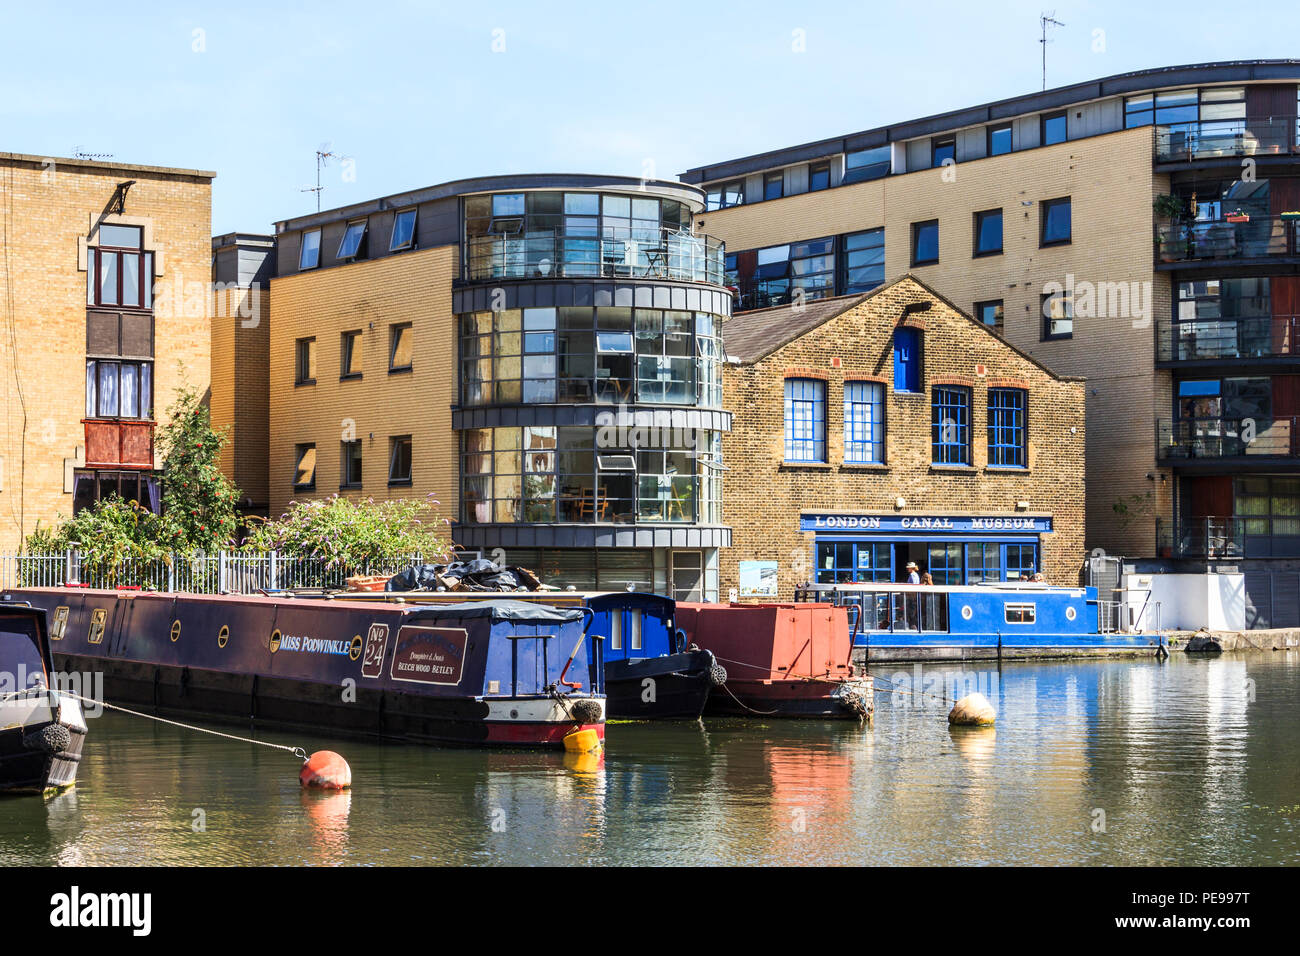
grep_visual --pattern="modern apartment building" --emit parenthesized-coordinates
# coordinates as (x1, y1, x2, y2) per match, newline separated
(0, 152, 215, 556)
(681, 60, 1300, 624)
(265, 175, 732, 600)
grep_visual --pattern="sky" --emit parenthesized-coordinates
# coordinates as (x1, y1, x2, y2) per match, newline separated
(3, 0, 1299, 235)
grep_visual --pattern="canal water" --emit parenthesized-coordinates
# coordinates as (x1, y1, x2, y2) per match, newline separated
(3, 652, 1298, 866)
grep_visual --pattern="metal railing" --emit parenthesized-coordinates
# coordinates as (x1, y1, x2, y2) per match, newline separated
(1156, 315, 1300, 362)
(1156, 215, 1300, 263)
(1157, 417, 1299, 460)
(461, 225, 726, 285)
(1156, 517, 1300, 559)
(1154, 117, 1300, 162)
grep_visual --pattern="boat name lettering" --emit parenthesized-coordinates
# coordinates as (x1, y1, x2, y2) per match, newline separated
(274, 634, 353, 656)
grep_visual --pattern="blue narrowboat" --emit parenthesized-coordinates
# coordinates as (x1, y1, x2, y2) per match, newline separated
(3, 588, 604, 749)
(794, 582, 1153, 659)
(346, 590, 725, 720)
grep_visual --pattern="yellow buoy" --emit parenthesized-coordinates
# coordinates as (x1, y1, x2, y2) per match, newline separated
(562, 728, 602, 754)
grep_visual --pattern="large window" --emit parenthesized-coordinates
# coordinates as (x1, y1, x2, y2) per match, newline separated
(89, 225, 153, 309)
(1041, 291, 1074, 340)
(705, 181, 744, 210)
(1235, 477, 1300, 542)
(1125, 89, 1198, 127)
(816, 541, 892, 584)
(974, 209, 1003, 256)
(975, 300, 1004, 333)
(294, 444, 317, 490)
(72, 469, 161, 516)
(844, 382, 884, 464)
(784, 378, 826, 463)
(295, 337, 316, 385)
(911, 219, 939, 266)
(988, 123, 1012, 156)
(85, 360, 152, 419)
(893, 328, 922, 393)
(841, 229, 884, 294)
(389, 436, 412, 485)
(734, 238, 835, 310)
(1041, 110, 1068, 146)
(931, 385, 971, 465)
(843, 146, 891, 184)
(1040, 196, 1071, 246)
(988, 388, 1027, 468)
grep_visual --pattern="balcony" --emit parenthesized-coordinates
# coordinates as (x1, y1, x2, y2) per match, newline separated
(1156, 316, 1300, 364)
(1156, 215, 1300, 264)
(461, 226, 725, 286)
(1156, 516, 1300, 559)
(1154, 118, 1300, 164)
(83, 419, 154, 469)
(1157, 417, 1299, 462)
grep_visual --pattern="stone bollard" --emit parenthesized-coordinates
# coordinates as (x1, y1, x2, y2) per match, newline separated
(948, 692, 996, 726)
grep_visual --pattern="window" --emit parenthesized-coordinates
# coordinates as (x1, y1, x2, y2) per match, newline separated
(337, 220, 367, 260)
(341, 440, 363, 488)
(975, 300, 1004, 333)
(1005, 602, 1037, 625)
(89, 225, 153, 309)
(705, 180, 744, 210)
(294, 444, 317, 490)
(85, 360, 152, 419)
(893, 328, 922, 393)
(988, 123, 1012, 156)
(809, 163, 830, 191)
(1124, 93, 1154, 128)
(341, 330, 362, 378)
(295, 337, 316, 384)
(843, 146, 891, 184)
(742, 238, 835, 308)
(1040, 197, 1071, 246)
(911, 219, 939, 266)
(1041, 291, 1073, 340)
(389, 323, 413, 372)
(988, 388, 1027, 468)
(1041, 110, 1067, 146)
(764, 172, 784, 201)
(72, 469, 161, 516)
(931, 385, 971, 465)
(784, 378, 826, 463)
(389, 209, 417, 251)
(932, 137, 956, 167)
(1005, 544, 1037, 580)
(389, 436, 413, 485)
(841, 228, 884, 294)
(816, 541, 892, 584)
(844, 382, 884, 464)
(299, 229, 321, 270)
(973, 209, 1002, 256)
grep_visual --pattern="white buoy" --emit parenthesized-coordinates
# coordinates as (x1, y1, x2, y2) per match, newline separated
(948, 692, 996, 726)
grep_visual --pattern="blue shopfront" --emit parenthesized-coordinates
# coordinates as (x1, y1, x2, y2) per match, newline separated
(801, 513, 1052, 585)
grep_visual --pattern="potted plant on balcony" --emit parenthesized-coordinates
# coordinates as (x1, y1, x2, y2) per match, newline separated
(1153, 194, 1189, 261)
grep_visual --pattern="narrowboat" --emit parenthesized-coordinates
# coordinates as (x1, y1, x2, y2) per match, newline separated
(343, 589, 726, 720)
(0, 601, 87, 796)
(2, 588, 604, 749)
(794, 582, 1155, 661)
(674, 602, 873, 720)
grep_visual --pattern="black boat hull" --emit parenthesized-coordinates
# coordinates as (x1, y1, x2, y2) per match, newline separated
(0, 720, 85, 796)
(605, 650, 719, 720)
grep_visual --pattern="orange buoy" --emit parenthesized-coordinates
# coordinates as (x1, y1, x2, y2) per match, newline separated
(299, 750, 352, 790)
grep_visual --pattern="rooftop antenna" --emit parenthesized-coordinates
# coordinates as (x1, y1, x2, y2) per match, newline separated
(1040, 12, 1065, 90)
(72, 146, 114, 162)
(301, 145, 337, 212)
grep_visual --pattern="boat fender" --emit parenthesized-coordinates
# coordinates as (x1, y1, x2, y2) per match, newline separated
(22, 722, 71, 754)
(299, 750, 352, 790)
(947, 693, 997, 727)
(562, 728, 602, 754)
(835, 684, 871, 719)
(569, 698, 603, 725)
(708, 663, 728, 687)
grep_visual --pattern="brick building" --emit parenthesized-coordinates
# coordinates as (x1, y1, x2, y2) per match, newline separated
(719, 275, 1085, 601)
(0, 152, 214, 556)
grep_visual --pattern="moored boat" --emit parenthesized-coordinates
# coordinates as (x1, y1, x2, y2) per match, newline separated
(0, 601, 87, 796)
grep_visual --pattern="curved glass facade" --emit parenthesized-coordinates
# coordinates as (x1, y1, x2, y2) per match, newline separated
(460, 426, 723, 526)
(459, 306, 723, 408)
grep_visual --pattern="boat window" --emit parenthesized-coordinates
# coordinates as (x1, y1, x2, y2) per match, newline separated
(0, 620, 47, 688)
(1005, 602, 1036, 624)
(610, 613, 622, 650)
(630, 610, 642, 651)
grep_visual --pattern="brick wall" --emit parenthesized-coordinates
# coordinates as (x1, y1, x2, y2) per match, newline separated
(720, 277, 1086, 600)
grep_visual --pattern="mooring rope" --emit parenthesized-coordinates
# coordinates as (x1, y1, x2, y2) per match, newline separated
(707, 653, 845, 686)
(868, 671, 952, 705)
(717, 680, 780, 716)
(53, 689, 308, 761)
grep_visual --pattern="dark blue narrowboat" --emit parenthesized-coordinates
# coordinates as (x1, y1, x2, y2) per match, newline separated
(3, 588, 604, 749)
(346, 590, 725, 720)
(0, 601, 88, 795)
(795, 582, 1153, 659)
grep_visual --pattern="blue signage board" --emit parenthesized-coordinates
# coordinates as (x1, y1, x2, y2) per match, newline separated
(799, 513, 1052, 534)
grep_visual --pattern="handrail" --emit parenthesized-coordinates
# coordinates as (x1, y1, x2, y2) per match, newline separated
(1154, 116, 1300, 162)
(1156, 314, 1300, 362)
(1157, 416, 1299, 459)
(1155, 214, 1300, 263)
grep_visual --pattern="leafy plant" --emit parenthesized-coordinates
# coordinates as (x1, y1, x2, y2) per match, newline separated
(155, 385, 241, 551)
(1152, 194, 1184, 220)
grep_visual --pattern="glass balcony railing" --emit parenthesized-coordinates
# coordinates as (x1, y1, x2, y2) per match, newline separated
(1157, 417, 1300, 460)
(1156, 215, 1300, 262)
(1156, 516, 1300, 559)
(1156, 315, 1300, 362)
(1154, 118, 1300, 163)
(462, 226, 726, 286)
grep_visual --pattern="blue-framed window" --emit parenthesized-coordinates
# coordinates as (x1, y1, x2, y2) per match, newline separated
(844, 381, 884, 464)
(927, 544, 963, 584)
(1005, 544, 1037, 579)
(816, 541, 892, 583)
(988, 388, 1027, 468)
(965, 543, 1001, 583)
(931, 386, 971, 465)
(893, 328, 921, 393)
(784, 378, 826, 462)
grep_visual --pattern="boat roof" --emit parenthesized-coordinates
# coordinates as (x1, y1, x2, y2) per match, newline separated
(801, 583, 1090, 596)
(405, 600, 584, 623)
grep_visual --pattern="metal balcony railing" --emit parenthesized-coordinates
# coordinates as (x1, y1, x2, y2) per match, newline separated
(1156, 315, 1300, 362)
(461, 226, 726, 286)
(1157, 417, 1300, 460)
(1156, 517, 1300, 559)
(1155, 215, 1300, 263)
(1154, 117, 1300, 162)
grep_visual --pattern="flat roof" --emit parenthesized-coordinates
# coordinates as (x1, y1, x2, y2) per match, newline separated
(0, 151, 215, 181)
(680, 59, 1300, 183)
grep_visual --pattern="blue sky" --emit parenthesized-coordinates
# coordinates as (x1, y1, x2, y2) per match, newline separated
(3, 0, 1298, 234)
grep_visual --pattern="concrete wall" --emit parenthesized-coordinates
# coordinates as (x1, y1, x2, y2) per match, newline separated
(1124, 572, 1247, 631)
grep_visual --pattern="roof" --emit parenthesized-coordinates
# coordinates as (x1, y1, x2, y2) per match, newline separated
(405, 600, 584, 624)
(0, 152, 216, 181)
